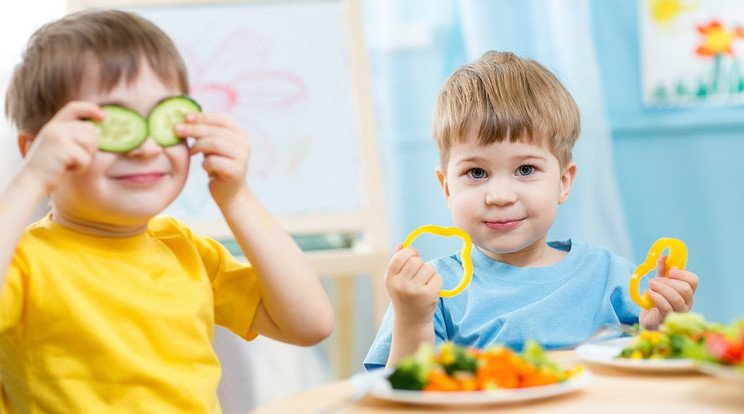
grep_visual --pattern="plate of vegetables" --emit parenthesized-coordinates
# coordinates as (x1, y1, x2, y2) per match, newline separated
(359, 340, 591, 406)
(575, 336, 697, 372)
(687, 316, 744, 384)
(576, 313, 742, 373)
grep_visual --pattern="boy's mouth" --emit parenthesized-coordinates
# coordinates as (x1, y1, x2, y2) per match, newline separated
(113, 172, 166, 184)
(484, 219, 523, 231)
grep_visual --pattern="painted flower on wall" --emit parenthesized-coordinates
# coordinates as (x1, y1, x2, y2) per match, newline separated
(693, 20, 744, 97)
(695, 20, 744, 56)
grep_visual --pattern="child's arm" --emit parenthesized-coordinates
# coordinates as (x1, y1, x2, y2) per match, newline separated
(385, 247, 442, 367)
(179, 113, 334, 346)
(0, 102, 102, 288)
(639, 255, 699, 329)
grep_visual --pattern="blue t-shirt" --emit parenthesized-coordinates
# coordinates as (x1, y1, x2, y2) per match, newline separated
(363, 239, 643, 370)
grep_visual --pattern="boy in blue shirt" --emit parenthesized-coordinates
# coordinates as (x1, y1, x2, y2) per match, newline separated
(364, 51, 698, 370)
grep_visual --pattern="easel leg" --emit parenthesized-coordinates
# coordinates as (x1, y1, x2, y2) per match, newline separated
(331, 277, 354, 379)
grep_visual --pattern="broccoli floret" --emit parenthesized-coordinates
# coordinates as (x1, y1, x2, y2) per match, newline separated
(388, 358, 427, 390)
(387, 342, 436, 390)
(669, 333, 696, 357)
(438, 342, 477, 376)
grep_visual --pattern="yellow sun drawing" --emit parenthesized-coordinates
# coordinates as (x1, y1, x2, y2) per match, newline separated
(649, 0, 697, 26)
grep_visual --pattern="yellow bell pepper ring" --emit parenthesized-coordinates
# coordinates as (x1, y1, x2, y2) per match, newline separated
(629, 238, 688, 309)
(400, 225, 473, 298)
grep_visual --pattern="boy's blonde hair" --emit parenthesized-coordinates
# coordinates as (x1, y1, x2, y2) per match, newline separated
(432, 51, 580, 170)
(5, 9, 189, 136)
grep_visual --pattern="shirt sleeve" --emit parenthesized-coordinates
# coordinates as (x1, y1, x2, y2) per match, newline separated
(363, 303, 394, 371)
(179, 220, 263, 341)
(0, 256, 25, 333)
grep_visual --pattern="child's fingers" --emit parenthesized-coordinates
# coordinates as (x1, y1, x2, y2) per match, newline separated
(668, 268, 699, 292)
(185, 112, 240, 129)
(427, 273, 443, 291)
(176, 122, 224, 141)
(190, 134, 249, 158)
(53, 100, 105, 122)
(201, 155, 244, 180)
(411, 263, 435, 284)
(399, 256, 426, 281)
(654, 255, 668, 276)
(178, 113, 244, 139)
(419, 265, 443, 291)
(645, 289, 673, 314)
(386, 247, 420, 275)
(649, 277, 693, 311)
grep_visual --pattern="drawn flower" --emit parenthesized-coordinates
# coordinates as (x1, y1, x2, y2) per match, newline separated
(691, 20, 744, 97)
(695, 20, 744, 57)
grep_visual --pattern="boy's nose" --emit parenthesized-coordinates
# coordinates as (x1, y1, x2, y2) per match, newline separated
(484, 182, 517, 206)
(126, 136, 162, 158)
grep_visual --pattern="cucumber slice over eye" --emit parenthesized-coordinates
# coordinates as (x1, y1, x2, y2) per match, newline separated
(147, 96, 201, 147)
(94, 105, 148, 153)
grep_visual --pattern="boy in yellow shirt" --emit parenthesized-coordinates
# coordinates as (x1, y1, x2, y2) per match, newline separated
(0, 9, 333, 412)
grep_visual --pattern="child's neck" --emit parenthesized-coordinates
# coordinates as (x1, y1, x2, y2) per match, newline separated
(479, 241, 567, 268)
(50, 211, 149, 238)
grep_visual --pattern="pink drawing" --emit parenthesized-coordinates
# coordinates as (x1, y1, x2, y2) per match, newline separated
(177, 29, 308, 179)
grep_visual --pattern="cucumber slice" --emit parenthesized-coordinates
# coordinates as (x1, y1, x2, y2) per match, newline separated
(147, 96, 201, 147)
(94, 105, 148, 153)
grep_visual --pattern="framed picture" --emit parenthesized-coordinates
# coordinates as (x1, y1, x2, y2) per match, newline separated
(639, 0, 744, 107)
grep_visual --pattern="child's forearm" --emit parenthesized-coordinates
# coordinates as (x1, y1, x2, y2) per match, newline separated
(387, 318, 435, 368)
(219, 185, 334, 345)
(0, 171, 48, 287)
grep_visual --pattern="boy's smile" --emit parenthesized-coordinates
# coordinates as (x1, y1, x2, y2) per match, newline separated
(436, 135, 576, 268)
(484, 219, 523, 231)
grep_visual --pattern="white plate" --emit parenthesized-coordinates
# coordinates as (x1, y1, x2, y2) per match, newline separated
(696, 361, 744, 384)
(575, 337, 696, 372)
(355, 367, 592, 406)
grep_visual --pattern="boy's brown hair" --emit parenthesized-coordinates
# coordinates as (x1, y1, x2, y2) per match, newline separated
(432, 51, 580, 170)
(5, 9, 189, 136)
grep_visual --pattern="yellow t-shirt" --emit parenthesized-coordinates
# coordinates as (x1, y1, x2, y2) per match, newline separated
(0, 214, 261, 413)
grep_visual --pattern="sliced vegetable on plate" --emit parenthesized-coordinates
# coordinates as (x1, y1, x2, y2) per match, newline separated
(388, 339, 583, 392)
(362, 340, 591, 406)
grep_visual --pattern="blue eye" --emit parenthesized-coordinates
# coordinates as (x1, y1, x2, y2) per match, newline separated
(517, 165, 535, 176)
(468, 168, 487, 179)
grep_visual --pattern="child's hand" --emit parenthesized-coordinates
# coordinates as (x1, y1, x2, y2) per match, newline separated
(385, 246, 443, 325)
(177, 112, 250, 205)
(20, 101, 103, 194)
(639, 255, 699, 329)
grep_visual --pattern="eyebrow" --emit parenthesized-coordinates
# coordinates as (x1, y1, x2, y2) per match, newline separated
(513, 154, 548, 163)
(454, 153, 548, 166)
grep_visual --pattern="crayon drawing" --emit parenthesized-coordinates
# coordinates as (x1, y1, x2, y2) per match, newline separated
(639, 0, 744, 107)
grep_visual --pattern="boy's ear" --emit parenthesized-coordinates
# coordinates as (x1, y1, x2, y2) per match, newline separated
(558, 161, 577, 204)
(435, 166, 451, 204)
(17, 130, 34, 158)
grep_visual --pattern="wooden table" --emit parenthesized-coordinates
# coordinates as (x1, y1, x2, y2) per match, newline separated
(250, 351, 744, 414)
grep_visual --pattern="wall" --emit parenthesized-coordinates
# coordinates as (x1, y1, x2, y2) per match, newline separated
(592, 1, 744, 323)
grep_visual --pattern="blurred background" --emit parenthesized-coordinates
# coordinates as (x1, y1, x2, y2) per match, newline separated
(2, 0, 744, 412)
